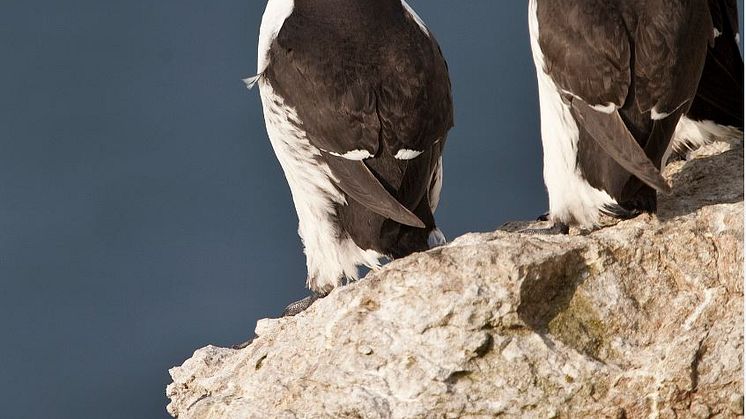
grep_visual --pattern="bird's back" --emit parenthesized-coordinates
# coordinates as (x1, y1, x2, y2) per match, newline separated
(260, 0, 453, 257)
(534, 0, 711, 214)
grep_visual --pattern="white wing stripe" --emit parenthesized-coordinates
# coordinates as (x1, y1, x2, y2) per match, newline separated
(395, 149, 424, 160)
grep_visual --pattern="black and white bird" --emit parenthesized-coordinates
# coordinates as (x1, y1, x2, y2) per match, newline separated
(672, 0, 743, 156)
(247, 0, 453, 314)
(528, 0, 713, 231)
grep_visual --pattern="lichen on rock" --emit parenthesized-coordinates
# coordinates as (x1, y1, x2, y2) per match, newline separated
(167, 141, 743, 418)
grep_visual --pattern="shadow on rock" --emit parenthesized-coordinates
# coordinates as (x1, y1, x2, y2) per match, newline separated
(517, 249, 586, 334)
(658, 145, 744, 220)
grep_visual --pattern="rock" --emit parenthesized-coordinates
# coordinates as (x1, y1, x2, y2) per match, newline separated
(730, 392, 745, 415)
(167, 141, 744, 418)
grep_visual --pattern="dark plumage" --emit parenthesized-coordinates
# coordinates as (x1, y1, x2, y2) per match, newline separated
(530, 0, 712, 227)
(255, 0, 453, 303)
(687, 0, 743, 130)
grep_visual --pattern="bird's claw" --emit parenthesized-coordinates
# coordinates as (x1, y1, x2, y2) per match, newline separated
(282, 294, 321, 317)
(522, 222, 570, 235)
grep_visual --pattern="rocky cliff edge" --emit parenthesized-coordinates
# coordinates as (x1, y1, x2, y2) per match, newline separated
(167, 141, 744, 418)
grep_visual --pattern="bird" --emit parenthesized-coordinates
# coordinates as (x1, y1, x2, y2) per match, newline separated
(247, 0, 453, 316)
(528, 0, 713, 232)
(670, 0, 743, 158)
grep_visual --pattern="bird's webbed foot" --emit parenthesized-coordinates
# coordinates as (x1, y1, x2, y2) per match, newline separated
(231, 291, 328, 350)
(282, 291, 326, 317)
(522, 222, 570, 235)
(602, 203, 643, 220)
(536, 212, 550, 222)
(232, 336, 255, 350)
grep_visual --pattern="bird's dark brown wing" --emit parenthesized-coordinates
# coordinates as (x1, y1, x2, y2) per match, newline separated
(634, 0, 712, 117)
(688, 0, 744, 127)
(536, 0, 665, 191)
(537, 0, 631, 110)
(263, 6, 453, 228)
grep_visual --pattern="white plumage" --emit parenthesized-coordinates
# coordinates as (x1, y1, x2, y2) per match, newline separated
(259, 81, 383, 293)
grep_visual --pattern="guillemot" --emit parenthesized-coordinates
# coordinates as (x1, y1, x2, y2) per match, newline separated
(528, 0, 712, 231)
(249, 0, 453, 314)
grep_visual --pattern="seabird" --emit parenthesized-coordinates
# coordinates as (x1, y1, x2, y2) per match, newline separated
(249, 0, 453, 315)
(671, 0, 744, 157)
(528, 0, 713, 231)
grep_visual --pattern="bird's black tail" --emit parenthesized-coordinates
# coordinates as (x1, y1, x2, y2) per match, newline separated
(687, 0, 743, 129)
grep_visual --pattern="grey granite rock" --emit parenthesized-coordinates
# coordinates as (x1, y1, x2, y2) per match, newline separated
(167, 141, 743, 418)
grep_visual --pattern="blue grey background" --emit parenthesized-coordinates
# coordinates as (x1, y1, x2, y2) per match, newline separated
(1, 1, 742, 418)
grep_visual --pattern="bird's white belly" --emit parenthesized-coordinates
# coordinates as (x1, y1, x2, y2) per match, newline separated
(528, 0, 616, 227)
(258, 80, 382, 293)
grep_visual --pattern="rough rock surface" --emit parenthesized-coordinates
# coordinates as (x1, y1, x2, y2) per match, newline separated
(167, 142, 744, 418)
